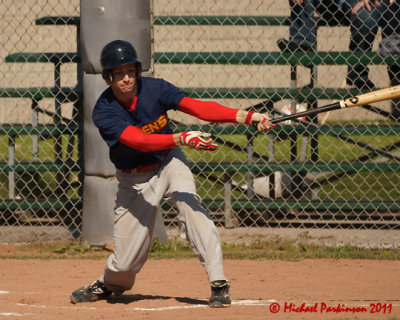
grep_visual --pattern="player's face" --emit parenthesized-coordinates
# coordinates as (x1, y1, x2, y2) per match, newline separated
(111, 63, 137, 94)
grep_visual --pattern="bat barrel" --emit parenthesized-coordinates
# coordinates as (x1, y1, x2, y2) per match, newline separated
(253, 84, 400, 127)
(345, 84, 400, 107)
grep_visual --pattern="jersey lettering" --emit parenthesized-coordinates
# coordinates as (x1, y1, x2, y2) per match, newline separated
(141, 115, 168, 134)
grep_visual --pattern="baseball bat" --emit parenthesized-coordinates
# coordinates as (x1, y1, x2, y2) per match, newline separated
(268, 85, 400, 124)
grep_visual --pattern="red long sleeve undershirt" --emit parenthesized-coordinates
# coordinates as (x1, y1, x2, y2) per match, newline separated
(178, 97, 239, 122)
(118, 97, 239, 152)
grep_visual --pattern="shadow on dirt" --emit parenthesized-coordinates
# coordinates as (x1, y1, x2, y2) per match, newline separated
(107, 293, 208, 306)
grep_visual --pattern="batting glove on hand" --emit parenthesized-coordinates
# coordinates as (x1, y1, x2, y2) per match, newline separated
(180, 131, 218, 151)
(246, 111, 276, 132)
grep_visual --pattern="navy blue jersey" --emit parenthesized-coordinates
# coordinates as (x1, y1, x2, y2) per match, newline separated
(92, 77, 187, 169)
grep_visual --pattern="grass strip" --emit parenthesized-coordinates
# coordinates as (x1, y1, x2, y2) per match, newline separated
(0, 238, 399, 261)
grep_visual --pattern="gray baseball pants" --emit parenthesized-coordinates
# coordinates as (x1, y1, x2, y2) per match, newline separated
(99, 147, 227, 294)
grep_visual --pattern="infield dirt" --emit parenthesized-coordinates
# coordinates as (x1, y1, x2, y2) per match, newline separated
(0, 258, 399, 319)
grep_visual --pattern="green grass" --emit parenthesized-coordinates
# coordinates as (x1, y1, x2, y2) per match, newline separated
(319, 171, 400, 201)
(0, 134, 81, 199)
(1, 132, 400, 202)
(183, 133, 400, 163)
(1, 238, 400, 261)
(0, 135, 80, 162)
(150, 238, 400, 261)
(221, 241, 400, 260)
(183, 133, 400, 202)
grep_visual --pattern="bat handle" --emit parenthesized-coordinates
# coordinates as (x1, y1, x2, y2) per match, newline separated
(252, 101, 342, 128)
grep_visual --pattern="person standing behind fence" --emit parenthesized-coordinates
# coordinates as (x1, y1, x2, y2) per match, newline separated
(69, 40, 274, 307)
(277, 0, 389, 91)
(379, 0, 400, 119)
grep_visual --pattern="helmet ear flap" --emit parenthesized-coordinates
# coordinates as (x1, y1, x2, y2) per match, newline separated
(136, 63, 142, 79)
(102, 70, 113, 84)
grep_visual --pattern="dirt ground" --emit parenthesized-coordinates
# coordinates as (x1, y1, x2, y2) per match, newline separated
(0, 258, 399, 320)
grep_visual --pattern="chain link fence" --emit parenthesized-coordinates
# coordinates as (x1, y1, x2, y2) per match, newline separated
(0, 0, 399, 243)
(153, 0, 400, 230)
(0, 0, 81, 242)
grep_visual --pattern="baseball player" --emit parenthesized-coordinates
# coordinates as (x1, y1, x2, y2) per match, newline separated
(70, 40, 274, 307)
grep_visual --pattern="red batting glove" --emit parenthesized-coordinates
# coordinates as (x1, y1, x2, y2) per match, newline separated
(180, 131, 218, 151)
